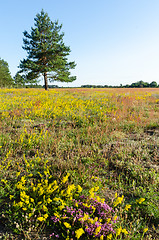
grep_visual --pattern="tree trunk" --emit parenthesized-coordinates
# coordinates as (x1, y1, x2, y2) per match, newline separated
(44, 72, 48, 90)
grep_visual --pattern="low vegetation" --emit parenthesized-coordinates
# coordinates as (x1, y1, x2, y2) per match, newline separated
(0, 88, 158, 239)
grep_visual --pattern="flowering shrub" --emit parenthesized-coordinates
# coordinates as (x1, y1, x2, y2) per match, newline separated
(50, 193, 117, 239)
(2, 164, 121, 239)
(1, 158, 151, 240)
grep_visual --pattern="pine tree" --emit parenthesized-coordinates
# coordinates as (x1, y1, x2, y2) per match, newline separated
(0, 58, 13, 87)
(19, 9, 76, 90)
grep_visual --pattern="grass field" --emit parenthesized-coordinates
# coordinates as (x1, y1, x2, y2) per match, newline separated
(0, 88, 159, 239)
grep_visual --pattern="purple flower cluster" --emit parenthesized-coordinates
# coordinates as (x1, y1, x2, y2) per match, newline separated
(75, 196, 116, 237)
(49, 232, 59, 238)
(51, 216, 60, 223)
(50, 194, 117, 239)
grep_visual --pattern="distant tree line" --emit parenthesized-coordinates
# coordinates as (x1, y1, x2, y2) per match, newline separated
(81, 80, 159, 88)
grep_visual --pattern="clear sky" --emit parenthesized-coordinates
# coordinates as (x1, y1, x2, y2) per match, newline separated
(1, 0, 159, 87)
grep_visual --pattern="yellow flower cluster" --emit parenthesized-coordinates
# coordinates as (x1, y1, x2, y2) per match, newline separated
(143, 227, 148, 233)
(113, 194, 124, 207)
(75, 228, 85, 239)
(63, 222, 71, 229)
(89, 186, 99, 199)
(37, 214, 48, 222)
(136, 198, 145, 204)
(62, 173, 70, 183)
(116, 226, 128, 236)
(11, 167, 86, 226)
(124, 204, 131, 211)
(12, 165, 62, 222)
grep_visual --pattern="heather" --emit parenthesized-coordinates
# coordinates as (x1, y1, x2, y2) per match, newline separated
(0, 88, 159, 239)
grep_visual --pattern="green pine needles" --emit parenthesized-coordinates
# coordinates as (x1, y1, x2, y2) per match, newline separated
(19, 9, 76, 90)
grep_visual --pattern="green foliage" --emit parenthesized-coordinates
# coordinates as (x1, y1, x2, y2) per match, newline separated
(13, 73, 25, 87)
(19, 9, 76, 90)
(0, 58, 13, 87)
(149, 81, 158, 88)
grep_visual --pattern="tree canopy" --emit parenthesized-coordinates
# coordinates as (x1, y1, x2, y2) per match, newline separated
(0, 58, 13, 87)
(19, 9, 76, 90)
(14, 73, 25, 87)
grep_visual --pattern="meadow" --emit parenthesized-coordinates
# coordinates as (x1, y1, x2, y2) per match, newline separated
(0, 88, 159, 240)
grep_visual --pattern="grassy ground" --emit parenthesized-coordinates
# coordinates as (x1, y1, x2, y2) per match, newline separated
(0, 88, 159, 239)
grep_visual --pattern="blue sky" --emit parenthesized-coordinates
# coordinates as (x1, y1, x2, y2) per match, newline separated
(1, 0, 159, 87)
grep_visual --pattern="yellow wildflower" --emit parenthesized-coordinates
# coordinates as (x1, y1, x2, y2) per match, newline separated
(114, 192, 118, 198)
(92, 206, 96, 213)
(107, 233, 112, 239)
(64, 222, 71, 229)
(16, 172, 20, 177)
(47, 198, 52, 203)
(113, 215, 118, 221)
(143, 228, 148, 233)
(101, 198, 105, 203)
(43, 205, 48, 212)
(136, 198, 145, 204)
(113, 195, 124, 207)
(54, 212, 60, 218)
(44, 213, 48, 220)
(106, 218, 111, 223)
(25, 200, 29, 205)
(62, 173, 70, 184)
(77, 185, 82, 193)
(38, 187, 44, 195)
(66, 184, 76, 195)
(95, 226, 101, 235)
(88, 218, 94, 224)
(93, 217, 98, 223)
(116, 227, 122, 237)
(18, 201, 23, 207)
(122, 229, 128, 235)
(9, 195, 14, 200)
(96, 196, 101, 202)
(51, 185, 58, 193)
(38, 216, 44, 221)
(94, 186, 99, 192)
(75, 202, 78, 207)
(79, 213, 89, 222)
(89, 192, 95, 198)
(53, 197, 61, 202)
(75, 228, 85, 239)
(89, 187, 94, 194)
(125, 204, 131, 211)
(58, 205, 65, 210)
(21, 176, 26, 184)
